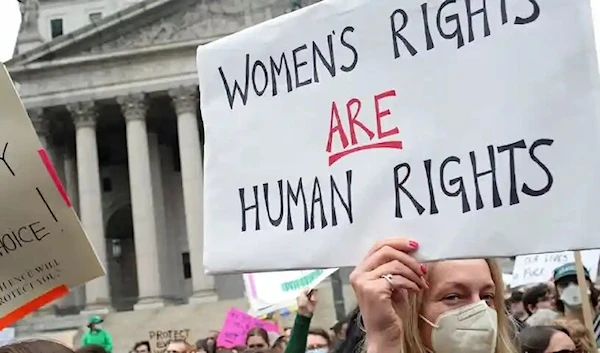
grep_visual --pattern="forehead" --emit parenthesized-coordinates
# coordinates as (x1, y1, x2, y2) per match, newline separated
(307, 334, 328, 346)
(429, 259, 494, 290)
(168, 342, 186, 350)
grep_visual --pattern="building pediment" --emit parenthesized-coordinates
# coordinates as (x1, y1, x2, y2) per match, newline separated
(6, 0, 318, 109)
(8, 0, 290, 67)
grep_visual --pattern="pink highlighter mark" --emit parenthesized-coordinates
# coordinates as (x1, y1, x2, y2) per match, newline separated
(38, 149, 72, 207)
(247, 274, 258, 299)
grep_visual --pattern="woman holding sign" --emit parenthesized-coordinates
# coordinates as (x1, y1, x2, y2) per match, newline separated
(350, 238, 516, 353)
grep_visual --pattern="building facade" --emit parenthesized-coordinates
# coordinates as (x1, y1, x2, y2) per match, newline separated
(8, 0, 320, 313)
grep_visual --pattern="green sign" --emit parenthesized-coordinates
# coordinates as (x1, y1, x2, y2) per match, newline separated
(280, 270, 324, 292)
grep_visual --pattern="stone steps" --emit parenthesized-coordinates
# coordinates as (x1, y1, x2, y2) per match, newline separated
(14, 284, 357, 353)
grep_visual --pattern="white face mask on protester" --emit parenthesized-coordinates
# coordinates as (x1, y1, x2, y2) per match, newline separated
(420, 300, 498, 353)
(560, 283, 588, 310)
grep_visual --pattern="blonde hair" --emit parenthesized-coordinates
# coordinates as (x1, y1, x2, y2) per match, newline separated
(363, 258, 518, 353)
(552, 318, 595, 353)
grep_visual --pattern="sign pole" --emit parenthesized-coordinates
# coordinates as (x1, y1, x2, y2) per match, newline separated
(574, 251, 597, 349)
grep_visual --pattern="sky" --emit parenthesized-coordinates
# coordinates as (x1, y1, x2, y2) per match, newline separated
(0, 2, 599, 62)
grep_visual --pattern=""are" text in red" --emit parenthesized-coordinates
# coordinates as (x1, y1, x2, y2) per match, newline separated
(325, 89, 403, 166)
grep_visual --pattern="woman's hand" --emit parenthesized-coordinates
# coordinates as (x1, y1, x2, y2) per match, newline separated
(297, 289, 318, 317)
(349, 238, 428, 353)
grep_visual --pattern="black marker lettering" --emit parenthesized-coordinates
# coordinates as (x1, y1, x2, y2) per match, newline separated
(292, 44, 312, 88)
(0, 143, 15, 176)
(219, 54, 250, 110)
(340, 27, 359, 72)
(393, 163, 426, 218)
(390, 9, 418, 58)
(522, 139, 554, 196)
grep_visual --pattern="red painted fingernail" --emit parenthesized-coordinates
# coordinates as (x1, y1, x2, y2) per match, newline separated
(409, 240, 419, 249)
(421, 264, 427, 275)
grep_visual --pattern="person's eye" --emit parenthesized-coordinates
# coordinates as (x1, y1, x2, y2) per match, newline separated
(443, 294, 460, 301)
(481, 293, 494, 299)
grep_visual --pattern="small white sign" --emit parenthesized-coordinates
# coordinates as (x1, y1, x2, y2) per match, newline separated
(197, 0, 600, 273)
(511, 251, 600, 288)
(244, 268, 337, 316)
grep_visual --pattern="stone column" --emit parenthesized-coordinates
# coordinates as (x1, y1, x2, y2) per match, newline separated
(148, 132, 174, 300)
(52, 146, 67, 188)
(28, 108, 49, 150)
(159, 143, 185, 301)
(67, 101, 111, 312)
(64, 147, 79, 215)
(117, 94, 165, 309)
(169, 86, 216, 303)
(63, 146, 86, 309)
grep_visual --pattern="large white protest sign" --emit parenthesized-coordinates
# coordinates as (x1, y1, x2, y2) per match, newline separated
(511, 250, 600, 288)
(197, 0, 600, 273)
(244, 268, 337, 316)
(0, 66, 105, 327)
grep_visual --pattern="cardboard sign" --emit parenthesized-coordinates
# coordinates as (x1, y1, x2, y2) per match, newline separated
(244, 268, 337, 316)
(217, 308, 279, 348)
(149, 329, 190, 353)
(511, 250, 600, 288)
(0, 66, 104, 327)
(197, 0, 600, 273)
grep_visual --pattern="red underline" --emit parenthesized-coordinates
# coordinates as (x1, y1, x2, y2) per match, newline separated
(328, 140, 403, 166)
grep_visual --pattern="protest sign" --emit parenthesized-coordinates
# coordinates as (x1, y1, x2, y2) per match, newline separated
(511, 250, 600, 288)
(197, 0, 600, 273)
(149, 329, 190, 353)
(244, 268, 337, 316)
(216, 308, 279, 348)
(0, 66, 105, 327)
(0, 327, 15, 345)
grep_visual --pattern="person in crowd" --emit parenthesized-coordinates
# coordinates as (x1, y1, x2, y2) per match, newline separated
(283, 328, 292, 339)
(505, 290, 529, 333)
(553, 262, 600, 345)
(75, 345, 107, 353)
(133, 341, 151, 353)
(196, 340, 209, 353)
(329, 320, 348, 349)
(350, 237, 517, 353)
(553, 318, 596, 353)
(523, 284, 558, 326)
(518, 325, 576, 353)
(167, 340, 194, 353)
(206, 333, 218, 353)
(507, 290, 528, 322)
(81, 316, 113, 353)
(306, 328, 331, 353)
(332, 307, 363, 353)
(246, 327, 270, 350)
(0, 340, 75, 353)
(284, 290, 322, 353)
(271, 336, 288, 353)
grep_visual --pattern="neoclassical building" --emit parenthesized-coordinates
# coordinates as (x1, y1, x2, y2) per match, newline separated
(7, 0, 319, 312)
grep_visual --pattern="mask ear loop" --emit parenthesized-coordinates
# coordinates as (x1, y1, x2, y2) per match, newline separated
(419, 315, 439, 329)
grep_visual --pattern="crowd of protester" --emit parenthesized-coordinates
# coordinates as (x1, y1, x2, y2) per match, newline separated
(6, 238, 600, 353)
